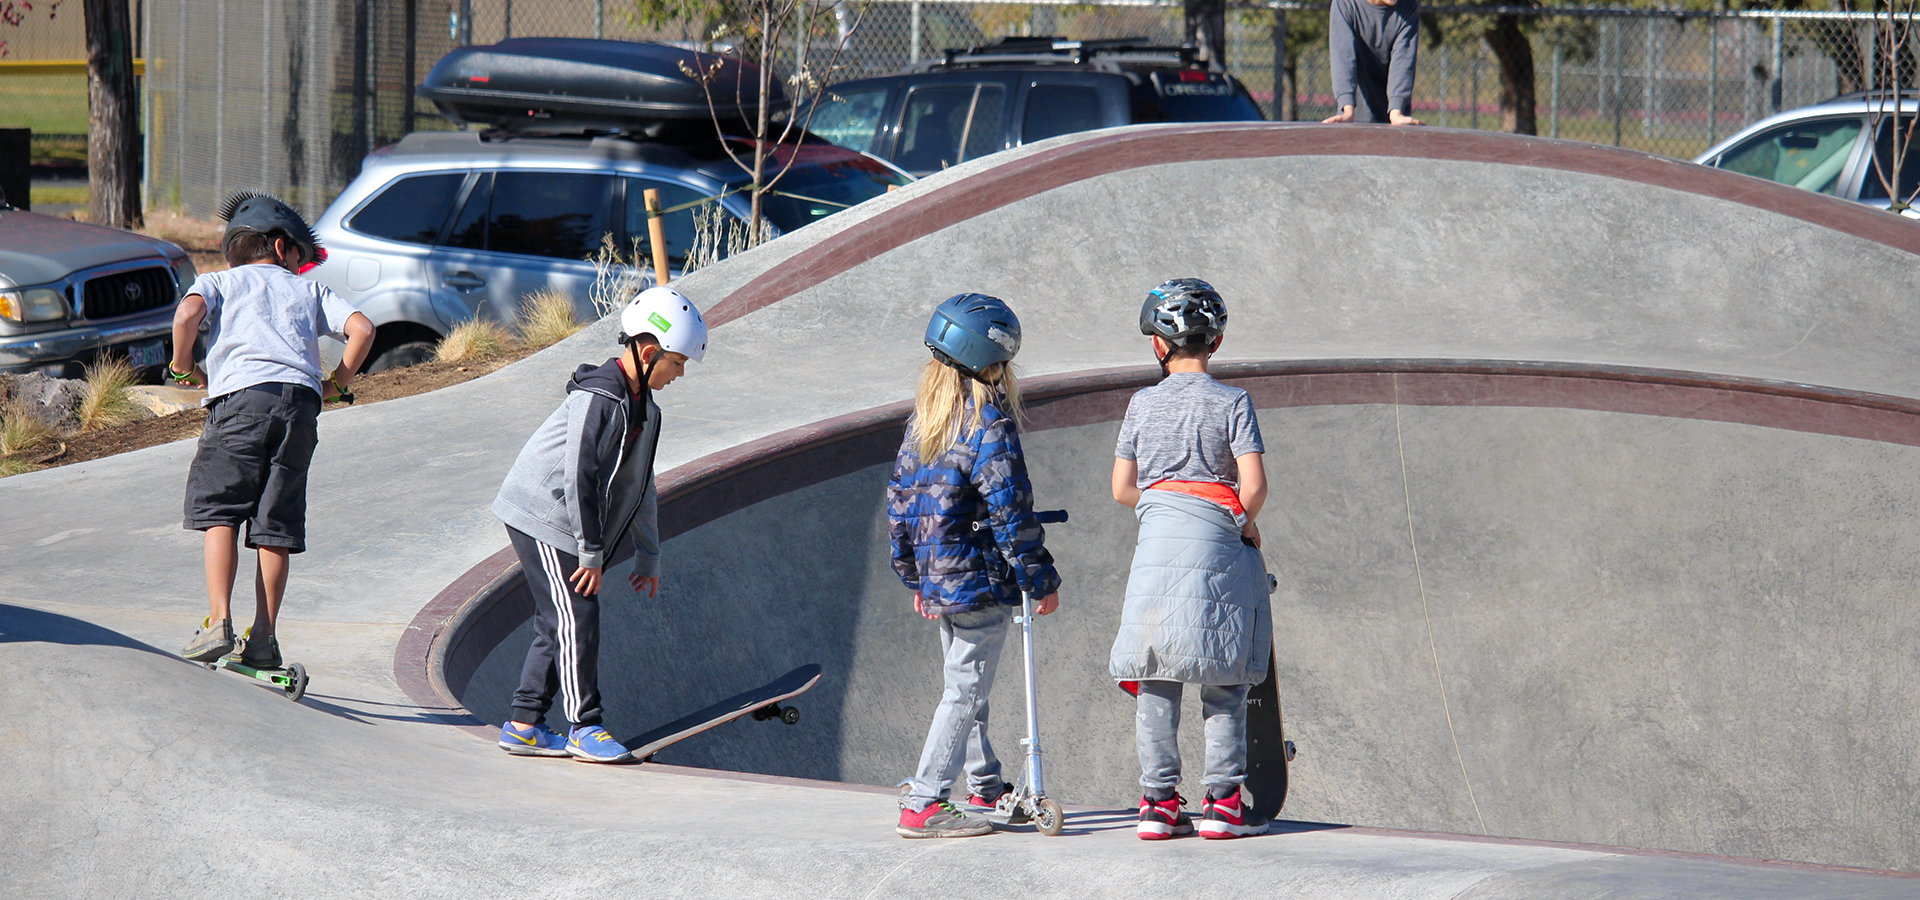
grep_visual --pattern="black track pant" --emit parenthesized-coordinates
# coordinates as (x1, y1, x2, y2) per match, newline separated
(507, 526, 603, 728)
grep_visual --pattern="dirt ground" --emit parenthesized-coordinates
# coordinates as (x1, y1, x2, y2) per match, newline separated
(44, 347, 541, 469)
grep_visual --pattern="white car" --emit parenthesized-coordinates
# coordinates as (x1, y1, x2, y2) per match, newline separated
(1694, 91, 1920, 216)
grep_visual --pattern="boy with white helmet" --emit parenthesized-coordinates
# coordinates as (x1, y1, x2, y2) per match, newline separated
(490, 286, 708, 762)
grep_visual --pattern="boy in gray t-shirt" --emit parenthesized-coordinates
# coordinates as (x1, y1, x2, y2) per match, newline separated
(1110, 279, 1274, 841)
(170, 193, 374, 669)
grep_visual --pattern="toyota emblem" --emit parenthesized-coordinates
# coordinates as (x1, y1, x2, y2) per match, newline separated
(123, 281, 143, 302)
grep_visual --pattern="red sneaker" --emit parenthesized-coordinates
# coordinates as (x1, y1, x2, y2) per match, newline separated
(1137, 794, 1193, 840)
(897, 799, 993, 839)
(1199, 790, 1270, 839)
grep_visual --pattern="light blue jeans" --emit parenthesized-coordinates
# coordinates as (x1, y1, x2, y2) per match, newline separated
(1136, 679, 1251, 800)
(904, 605, 1011, 812)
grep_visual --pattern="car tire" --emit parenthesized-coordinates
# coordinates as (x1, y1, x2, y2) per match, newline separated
(365, 340, 437, 374)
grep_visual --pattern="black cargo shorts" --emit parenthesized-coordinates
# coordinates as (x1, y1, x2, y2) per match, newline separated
(182, 383, 321, 552)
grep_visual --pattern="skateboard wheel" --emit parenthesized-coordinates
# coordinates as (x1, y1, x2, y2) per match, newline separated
(1284, 740, 1297, 762)
(779, 706, 800, 725)
(284, 662, 308, 702)
(1034, 798, 1064, 836)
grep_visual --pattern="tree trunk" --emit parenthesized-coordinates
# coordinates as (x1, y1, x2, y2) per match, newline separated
(1281, 59, 1299, 121)
(1185, 0, 1227, 72)
(85, 0, 141, 229)
(1483, 15, 1537, 135)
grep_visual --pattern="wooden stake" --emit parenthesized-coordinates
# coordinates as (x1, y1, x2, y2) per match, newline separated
(645, 188, 670, 286)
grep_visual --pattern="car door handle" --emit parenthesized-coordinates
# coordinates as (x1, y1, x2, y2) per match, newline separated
(443, 271, 486, 290)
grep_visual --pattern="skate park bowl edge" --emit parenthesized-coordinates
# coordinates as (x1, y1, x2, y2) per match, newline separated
(404, 123, 1920, 874)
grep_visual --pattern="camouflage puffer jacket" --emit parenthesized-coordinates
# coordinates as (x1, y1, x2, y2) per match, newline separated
(887, 400, 1062, 616)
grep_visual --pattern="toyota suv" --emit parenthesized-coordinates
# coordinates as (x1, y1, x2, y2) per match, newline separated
(801, 37, 1267, 176)
(0, 197, 195, 377)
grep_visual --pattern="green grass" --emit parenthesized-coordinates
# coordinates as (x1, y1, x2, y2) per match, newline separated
(0, 74, 88, 133)
(30, 184, 87, 206)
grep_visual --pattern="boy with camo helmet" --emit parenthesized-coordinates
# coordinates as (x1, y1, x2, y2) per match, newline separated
(174, 192, 375, 669)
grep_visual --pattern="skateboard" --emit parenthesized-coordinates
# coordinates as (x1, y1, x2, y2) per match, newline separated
(200, 657, 310, 702)
(1244, 646, 1295, 820)
(620, 664, 821, 762)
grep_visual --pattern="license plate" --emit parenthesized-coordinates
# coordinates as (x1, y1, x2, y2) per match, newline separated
(124, 339, 165, 368)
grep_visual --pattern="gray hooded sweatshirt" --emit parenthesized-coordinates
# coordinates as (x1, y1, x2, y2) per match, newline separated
(1330, 0, 1420, 123)
(492, 358, 661, 574)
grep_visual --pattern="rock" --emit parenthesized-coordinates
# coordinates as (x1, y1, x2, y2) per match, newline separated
(0, 372, 84, 432)
(127, 385, 205, 417)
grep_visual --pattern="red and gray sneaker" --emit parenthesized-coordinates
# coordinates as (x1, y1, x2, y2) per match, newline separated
(965, 786, 1030, 825)
(1137, 793, 1193, 840)
(1199, 790, 1270, 839)
(897, 799, 994, 839)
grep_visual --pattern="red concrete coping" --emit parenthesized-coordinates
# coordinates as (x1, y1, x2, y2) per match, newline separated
(396, 356, 1920, 733)
(706, 123, 1920, 329)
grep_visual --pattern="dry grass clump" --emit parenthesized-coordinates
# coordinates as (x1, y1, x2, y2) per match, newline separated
(77, 357, 146, 432)
(0, 398, 55, 457)
(519, 289, 584, 348)
(434, 318, 516, 364)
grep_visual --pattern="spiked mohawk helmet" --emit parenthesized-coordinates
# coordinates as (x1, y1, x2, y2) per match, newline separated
(219, 191, 325, 269)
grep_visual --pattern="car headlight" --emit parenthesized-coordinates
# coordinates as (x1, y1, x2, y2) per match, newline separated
(0, 287, 71, 323)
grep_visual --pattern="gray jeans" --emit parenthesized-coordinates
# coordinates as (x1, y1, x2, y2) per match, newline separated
(904, 605, 1011, 812)
(1136, 679, 1251, 799)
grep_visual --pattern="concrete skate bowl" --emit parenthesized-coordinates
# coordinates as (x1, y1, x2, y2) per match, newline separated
(402, 123, 1920, 873)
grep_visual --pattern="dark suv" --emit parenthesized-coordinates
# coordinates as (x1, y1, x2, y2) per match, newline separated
(802, 38, 1266, 176)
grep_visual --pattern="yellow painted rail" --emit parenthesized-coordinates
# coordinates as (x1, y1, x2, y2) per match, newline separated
(0, 59, 146, 76)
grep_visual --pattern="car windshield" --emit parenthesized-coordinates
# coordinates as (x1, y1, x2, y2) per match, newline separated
(720, 141, 910, 232)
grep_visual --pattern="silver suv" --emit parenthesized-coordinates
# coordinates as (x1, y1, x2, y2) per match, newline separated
(1695, 91, 1920, 214)
(306, 130, 909, 371)
(0, 204, 195, 377)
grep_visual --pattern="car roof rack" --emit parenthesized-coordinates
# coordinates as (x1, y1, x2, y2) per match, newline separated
(907, 36, 1200, 73)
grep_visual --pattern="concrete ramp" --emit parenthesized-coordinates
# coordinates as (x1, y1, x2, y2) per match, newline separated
(5, 123, 1918, 893)
(430, 125, 1920, 872)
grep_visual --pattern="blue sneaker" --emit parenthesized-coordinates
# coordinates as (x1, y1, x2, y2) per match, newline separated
(498, 721, 569, 757)
(567, 724, 634, 763)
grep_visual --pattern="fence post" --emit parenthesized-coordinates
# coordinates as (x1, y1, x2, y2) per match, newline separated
(1644, 17, 1654, 138)
(911, 0, 922, 64)
(504, 0, 514, 41)
(1272, 6, 1289, 120)
(405, 0, 418, 136)
(1769, 15, 1782, 113)
(1471, 53, 1480, 129)
(1611, 17, 1624, 146)
(1551, 43, 1561, 139)
(1439, 43, 1449, 127)
(215, 0, 227, 201)
(596, 0, 605, 40)
(459, 0, 472, 45)
(1707, 11, 1718, 145)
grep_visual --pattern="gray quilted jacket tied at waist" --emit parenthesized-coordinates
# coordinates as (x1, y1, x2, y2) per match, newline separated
(1110, 489, 1273, 686)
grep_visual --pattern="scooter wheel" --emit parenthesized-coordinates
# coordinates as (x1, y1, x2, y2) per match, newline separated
(779, 706, 800, 725)
(284, 662, 308, 702)
(1035, 798, 1064, 836)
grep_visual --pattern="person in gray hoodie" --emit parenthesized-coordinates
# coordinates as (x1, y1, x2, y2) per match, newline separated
(489, 286, 710, 763)
(1322, 0, 1425, 125)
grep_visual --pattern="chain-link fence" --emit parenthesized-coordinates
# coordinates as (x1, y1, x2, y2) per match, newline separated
(139, 0, 1913, 218)
(0, 3, 91, 166)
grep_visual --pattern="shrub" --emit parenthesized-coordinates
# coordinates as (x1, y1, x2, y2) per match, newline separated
(77, 356, 146, 432)
(434, 318, 515, 364)
(519, 289, 584, 348)
(0, 398, 55, 458)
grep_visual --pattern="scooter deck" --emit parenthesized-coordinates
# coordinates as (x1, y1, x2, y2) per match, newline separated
(619, 664, 821, 761)
(200, 656, 310, 702)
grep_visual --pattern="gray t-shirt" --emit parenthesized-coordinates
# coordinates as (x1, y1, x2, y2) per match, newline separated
(1115, 372, 1265, 489)
(188, 263, 359, 402)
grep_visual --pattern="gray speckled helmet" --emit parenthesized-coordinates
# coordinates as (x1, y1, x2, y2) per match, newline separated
(1139, 278, 1227, 350)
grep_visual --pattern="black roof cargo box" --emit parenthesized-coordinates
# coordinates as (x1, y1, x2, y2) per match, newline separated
(419, 38, 786, 133)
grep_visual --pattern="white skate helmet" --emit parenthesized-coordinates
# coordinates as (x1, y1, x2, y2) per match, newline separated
(618, 286, 708, 362)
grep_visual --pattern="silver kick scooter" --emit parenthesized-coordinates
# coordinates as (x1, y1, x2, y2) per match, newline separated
(973, 508, 1069, 835)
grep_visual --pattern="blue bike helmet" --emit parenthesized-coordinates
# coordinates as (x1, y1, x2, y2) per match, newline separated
(924, 293, 1021, 378)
